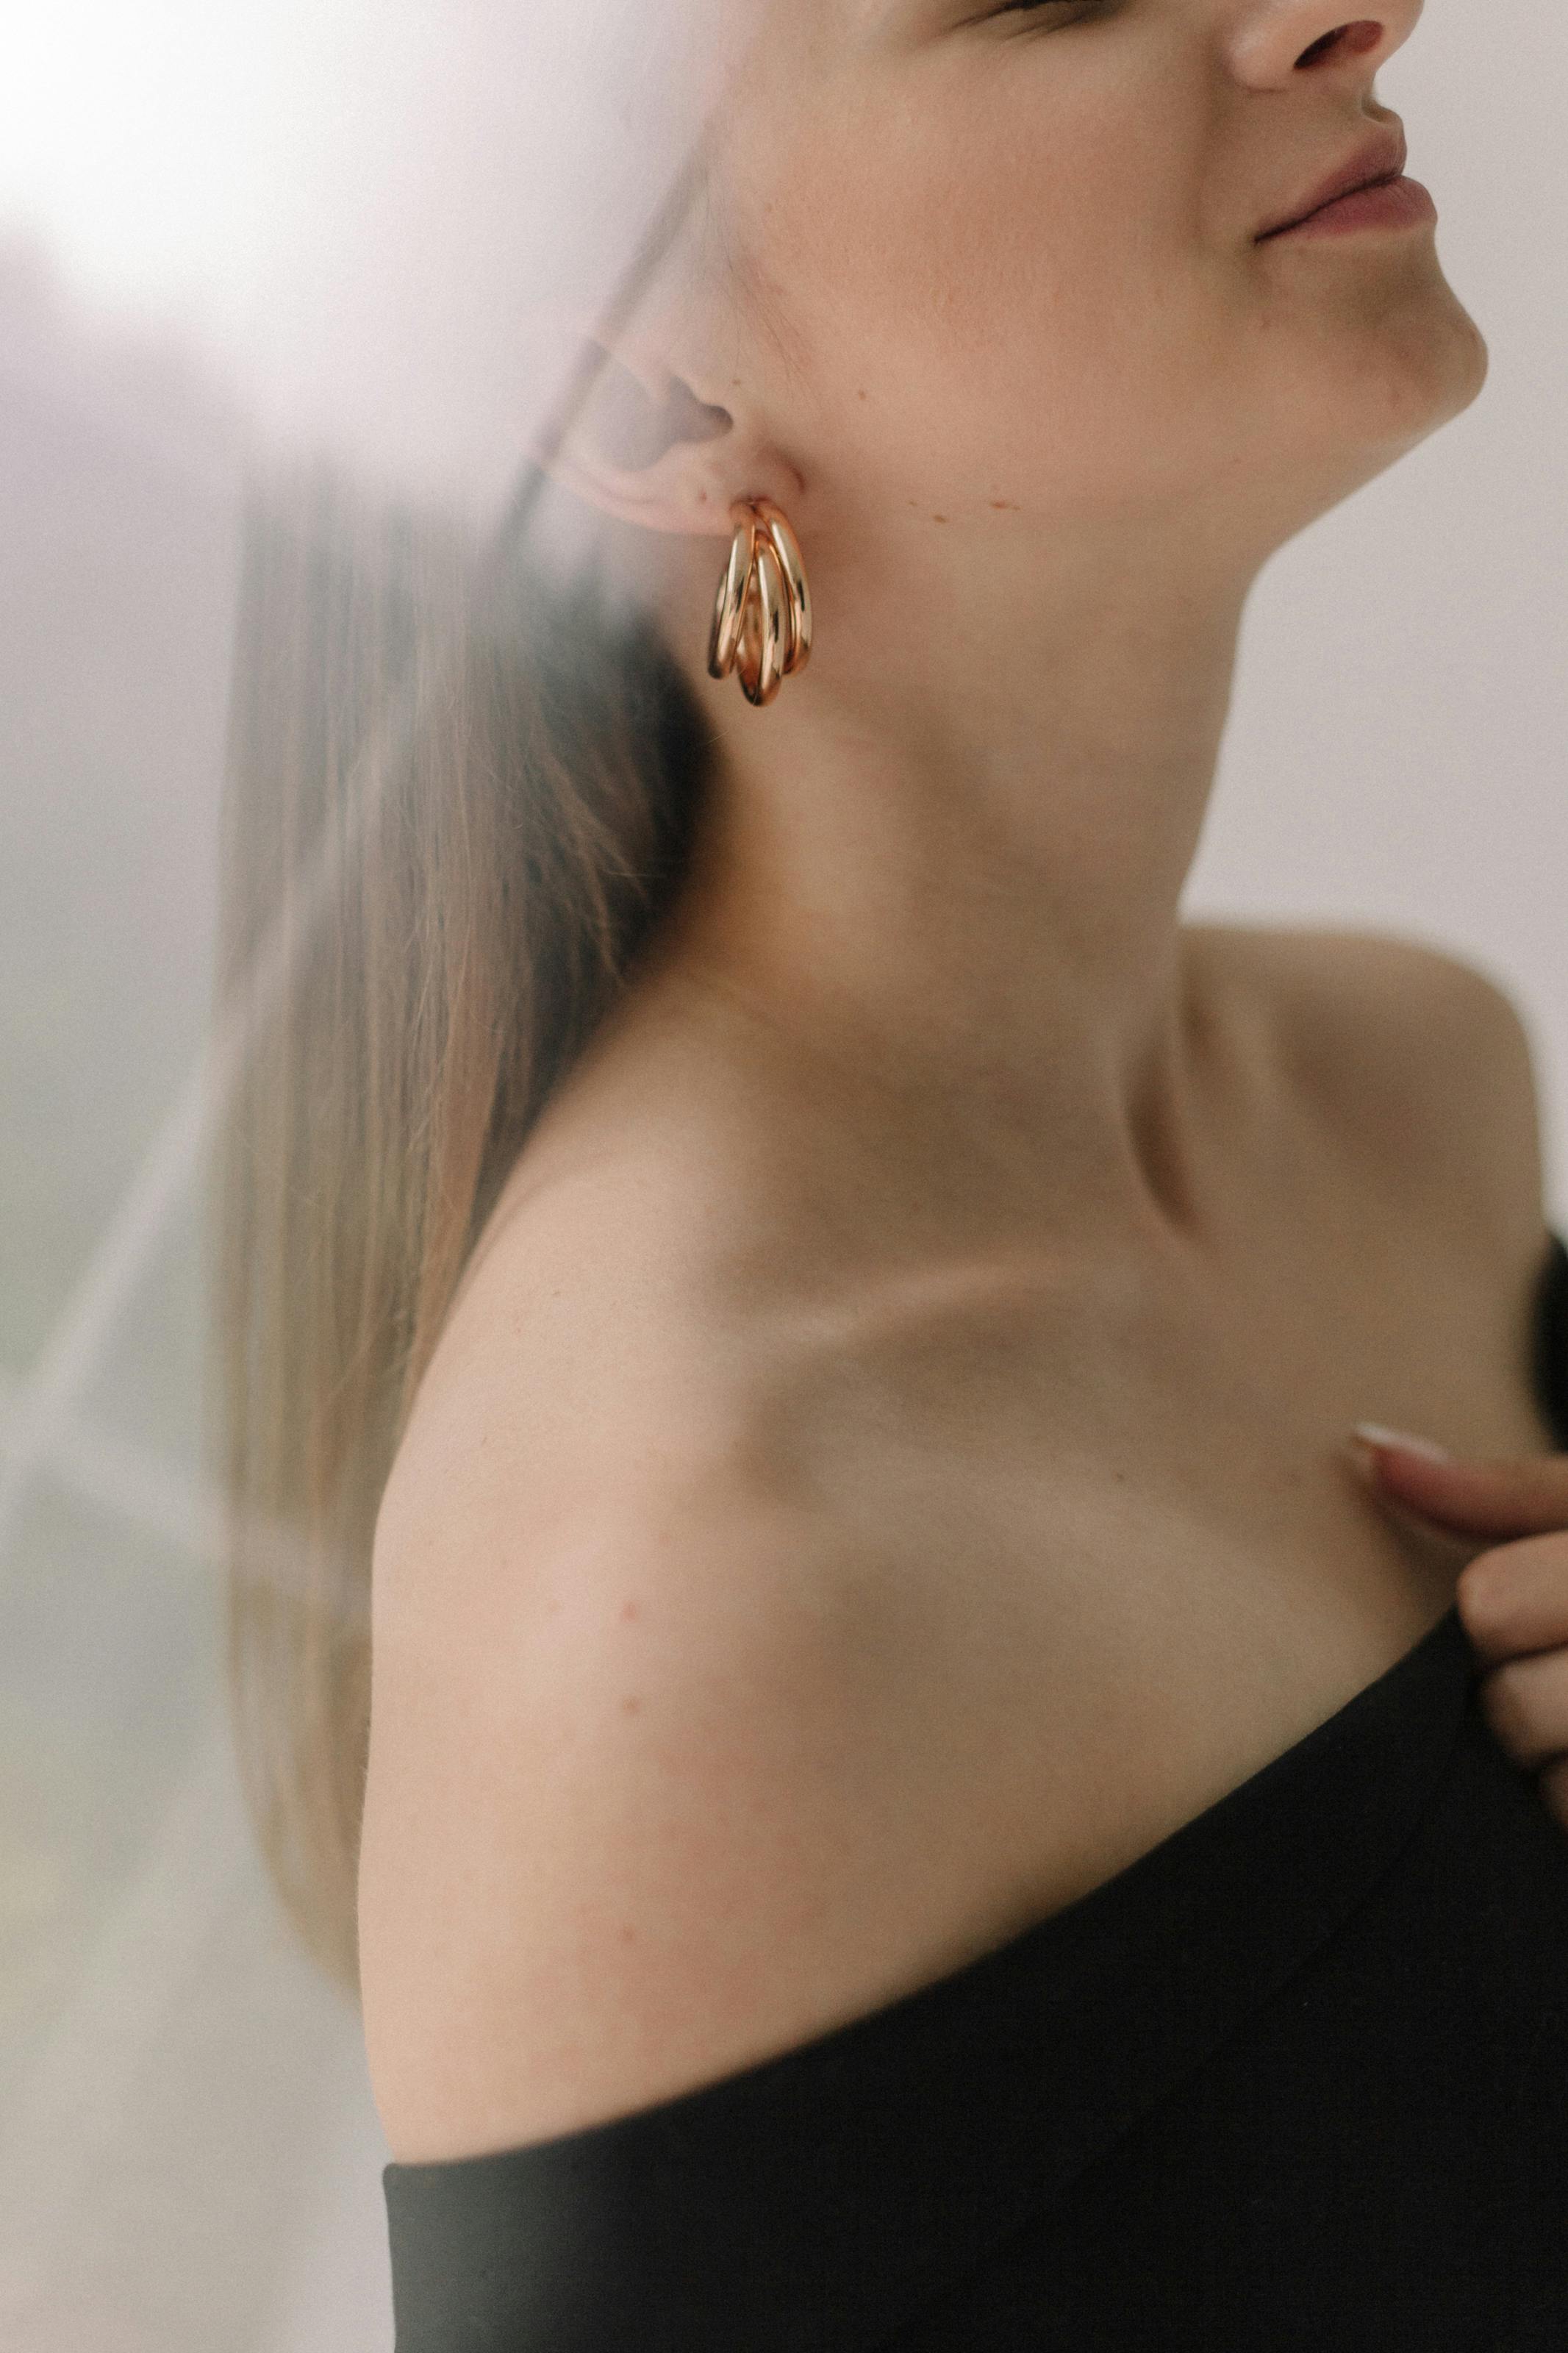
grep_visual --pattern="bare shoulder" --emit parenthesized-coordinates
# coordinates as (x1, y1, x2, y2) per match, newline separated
(358, 1173, 939, 2166)
(1195, 918, 1548, 1257)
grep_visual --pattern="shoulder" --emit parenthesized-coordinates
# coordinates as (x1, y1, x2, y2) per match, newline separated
(1211, 918, 1533, 1055)
(358, 1176, 930, 2165)
(1194, 919, 1547, 1254)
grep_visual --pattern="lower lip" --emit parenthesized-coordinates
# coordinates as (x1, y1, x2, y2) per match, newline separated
(1260, 174, 1439, 241)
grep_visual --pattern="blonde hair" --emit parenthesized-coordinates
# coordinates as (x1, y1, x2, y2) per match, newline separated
(206, 449, 714, 1999)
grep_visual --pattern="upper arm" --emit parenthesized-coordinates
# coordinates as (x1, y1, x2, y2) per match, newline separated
(1252, 924, 1547, 1253)
(358, 1458, 928, 2166)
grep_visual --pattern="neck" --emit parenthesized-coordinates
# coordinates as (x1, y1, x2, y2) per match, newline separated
(647, 499, 1264, 1250)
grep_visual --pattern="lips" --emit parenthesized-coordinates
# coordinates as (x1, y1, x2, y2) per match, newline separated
(1256, 126, 1408, 241)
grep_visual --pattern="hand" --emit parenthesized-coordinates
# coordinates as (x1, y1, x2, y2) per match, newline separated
(1345, 1426, 1568, 1829)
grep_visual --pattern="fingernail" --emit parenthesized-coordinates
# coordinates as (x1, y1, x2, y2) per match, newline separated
(1350, 1421, 1452, 1462)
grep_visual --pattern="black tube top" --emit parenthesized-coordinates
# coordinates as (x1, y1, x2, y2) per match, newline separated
(383, 1229, 1568, 2351)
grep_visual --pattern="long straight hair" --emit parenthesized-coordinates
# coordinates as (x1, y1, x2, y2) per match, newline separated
(207, 393, 716, 1997)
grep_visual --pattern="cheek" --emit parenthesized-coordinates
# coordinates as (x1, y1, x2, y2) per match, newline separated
(738, 65, 1225, 505)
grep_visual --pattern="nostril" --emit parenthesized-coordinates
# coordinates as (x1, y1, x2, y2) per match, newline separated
(1297, 20, 1383, 67)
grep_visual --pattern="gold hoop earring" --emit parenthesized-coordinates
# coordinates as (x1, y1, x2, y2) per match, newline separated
(707, 496, 812, 708)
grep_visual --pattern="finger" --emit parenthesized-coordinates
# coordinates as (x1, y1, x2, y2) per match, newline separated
(1457, 1537, 1568, 1663)
(1475, 1647, 1568, 1773)
(1344, 1435, 1568, 1540)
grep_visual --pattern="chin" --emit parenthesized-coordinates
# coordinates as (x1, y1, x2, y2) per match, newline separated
(1414, 312, 1489, 451)
(1226, 296, 1489, 550)
(1306, 278, 1492, 471)
(1441, 295, 1492, 413)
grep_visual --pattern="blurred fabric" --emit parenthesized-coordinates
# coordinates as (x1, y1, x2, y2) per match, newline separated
(0, 240, 393, 2352)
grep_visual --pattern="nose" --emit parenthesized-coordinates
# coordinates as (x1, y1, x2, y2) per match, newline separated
(1229, 0, 1424, 85)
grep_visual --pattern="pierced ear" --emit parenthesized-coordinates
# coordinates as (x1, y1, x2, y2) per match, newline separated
(537, 336, 737, 537)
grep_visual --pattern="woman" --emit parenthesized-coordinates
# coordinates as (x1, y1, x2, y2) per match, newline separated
(212, 0, 1568, 2341)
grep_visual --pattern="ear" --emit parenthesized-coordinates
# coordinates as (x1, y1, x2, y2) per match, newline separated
(531, 321, 748, 540)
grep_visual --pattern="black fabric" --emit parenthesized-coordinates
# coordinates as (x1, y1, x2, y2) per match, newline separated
(383, 1227, 1568, 2352)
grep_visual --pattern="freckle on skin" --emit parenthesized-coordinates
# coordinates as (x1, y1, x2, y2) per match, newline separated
(621, 1694, 642, 1715)
(620, 1599, 640, 1621)
(989, 500, 1017, 511)
(932, 515, 948, 524)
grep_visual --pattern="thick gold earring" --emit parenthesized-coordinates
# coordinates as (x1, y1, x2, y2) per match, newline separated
(707, 496, 812, 708)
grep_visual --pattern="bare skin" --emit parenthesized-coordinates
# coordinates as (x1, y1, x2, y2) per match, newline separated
(365, 918, 1551, 2157)
(359, 0, 1538, 2159)
(429, 913, 1553, 1735)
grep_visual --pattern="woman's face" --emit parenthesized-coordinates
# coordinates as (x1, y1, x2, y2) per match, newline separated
(696, 0, 1487, 547)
